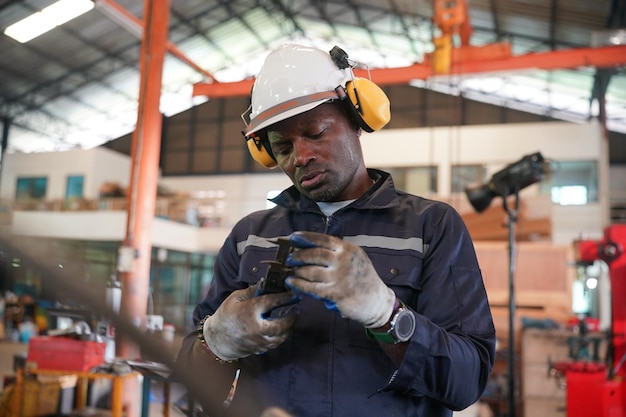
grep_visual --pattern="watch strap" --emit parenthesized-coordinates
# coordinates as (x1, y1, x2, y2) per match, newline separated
(366, 327, 398, 344)
(365, 298, 407, 344)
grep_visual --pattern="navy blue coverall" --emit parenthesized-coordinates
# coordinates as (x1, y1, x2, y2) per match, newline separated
(178, 169, 496, 417)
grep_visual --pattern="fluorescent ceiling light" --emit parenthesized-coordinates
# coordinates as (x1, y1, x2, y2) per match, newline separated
(4, 0, 94, 43)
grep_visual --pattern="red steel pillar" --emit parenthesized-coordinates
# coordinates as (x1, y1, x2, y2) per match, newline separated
(117, 0, 169, 415)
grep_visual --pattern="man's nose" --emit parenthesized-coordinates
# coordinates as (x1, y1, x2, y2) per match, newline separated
(293, 140, 316, 166)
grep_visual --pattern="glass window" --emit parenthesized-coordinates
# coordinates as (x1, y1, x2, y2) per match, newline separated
(188, 265, 212, 300)
(66, 175, 84, 199)
(16, 177, 47, 200)
(150, 261, 189, 329)
(149, 248, 217, 330)
(451, 165, 486, 193)
(380, 166, 438, 195)
(539, 160, 598, 204)
(551, 185, 587, 205)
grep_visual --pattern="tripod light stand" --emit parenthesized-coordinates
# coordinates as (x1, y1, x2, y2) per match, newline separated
(465, 152, 549, 417)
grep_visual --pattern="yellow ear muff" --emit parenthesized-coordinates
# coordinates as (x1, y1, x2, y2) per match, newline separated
(246, 135, 277, 168)
(345, 77, 391, 132)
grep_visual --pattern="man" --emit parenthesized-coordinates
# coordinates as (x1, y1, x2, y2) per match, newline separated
(176, 44, 495, 417)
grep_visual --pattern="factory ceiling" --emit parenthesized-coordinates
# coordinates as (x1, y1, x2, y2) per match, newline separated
(0, 0, 625, 161)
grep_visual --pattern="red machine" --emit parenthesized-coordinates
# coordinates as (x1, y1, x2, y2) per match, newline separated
(551, 224, 626, 416)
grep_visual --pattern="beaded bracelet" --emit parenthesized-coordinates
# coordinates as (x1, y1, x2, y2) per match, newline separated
(196, 315, 237, 364)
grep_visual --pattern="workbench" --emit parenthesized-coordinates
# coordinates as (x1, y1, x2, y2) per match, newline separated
(12, 367, 139, 417)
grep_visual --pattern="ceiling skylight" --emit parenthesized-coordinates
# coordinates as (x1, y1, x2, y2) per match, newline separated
(3, 0, 94, 43)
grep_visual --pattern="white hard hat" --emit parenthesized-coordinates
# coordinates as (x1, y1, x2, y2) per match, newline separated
(243, 44, 353, 137)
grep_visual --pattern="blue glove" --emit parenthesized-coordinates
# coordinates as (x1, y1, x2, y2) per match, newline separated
(284, 231, 396, 328)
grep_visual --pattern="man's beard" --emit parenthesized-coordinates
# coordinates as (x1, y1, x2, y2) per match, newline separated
(300, 181, 341, 202)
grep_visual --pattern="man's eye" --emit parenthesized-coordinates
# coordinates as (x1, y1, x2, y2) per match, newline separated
(307, 129, 325, 139)
(274, 144, 292, 156)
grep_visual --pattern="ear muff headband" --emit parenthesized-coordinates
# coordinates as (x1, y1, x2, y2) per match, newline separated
(342, 77, 390, 133)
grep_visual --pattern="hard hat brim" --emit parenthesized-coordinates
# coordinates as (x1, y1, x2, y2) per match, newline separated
(245, 92, 338, 137)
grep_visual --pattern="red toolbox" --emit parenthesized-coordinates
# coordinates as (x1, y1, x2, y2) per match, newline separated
(27, 336, 106, 372)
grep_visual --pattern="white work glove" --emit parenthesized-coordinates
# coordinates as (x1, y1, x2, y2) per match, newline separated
(203, 285, 298, 361)
(284, 231, 396, 328)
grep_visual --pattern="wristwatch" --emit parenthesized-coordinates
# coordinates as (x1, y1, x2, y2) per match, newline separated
(366, 300, 416, 344)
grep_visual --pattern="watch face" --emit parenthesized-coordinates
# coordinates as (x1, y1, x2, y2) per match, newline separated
(393, 309, 416, 342)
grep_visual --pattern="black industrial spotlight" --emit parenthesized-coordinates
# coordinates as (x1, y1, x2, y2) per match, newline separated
(464, 151, 548, 213)
(464, 150, 550, 417)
